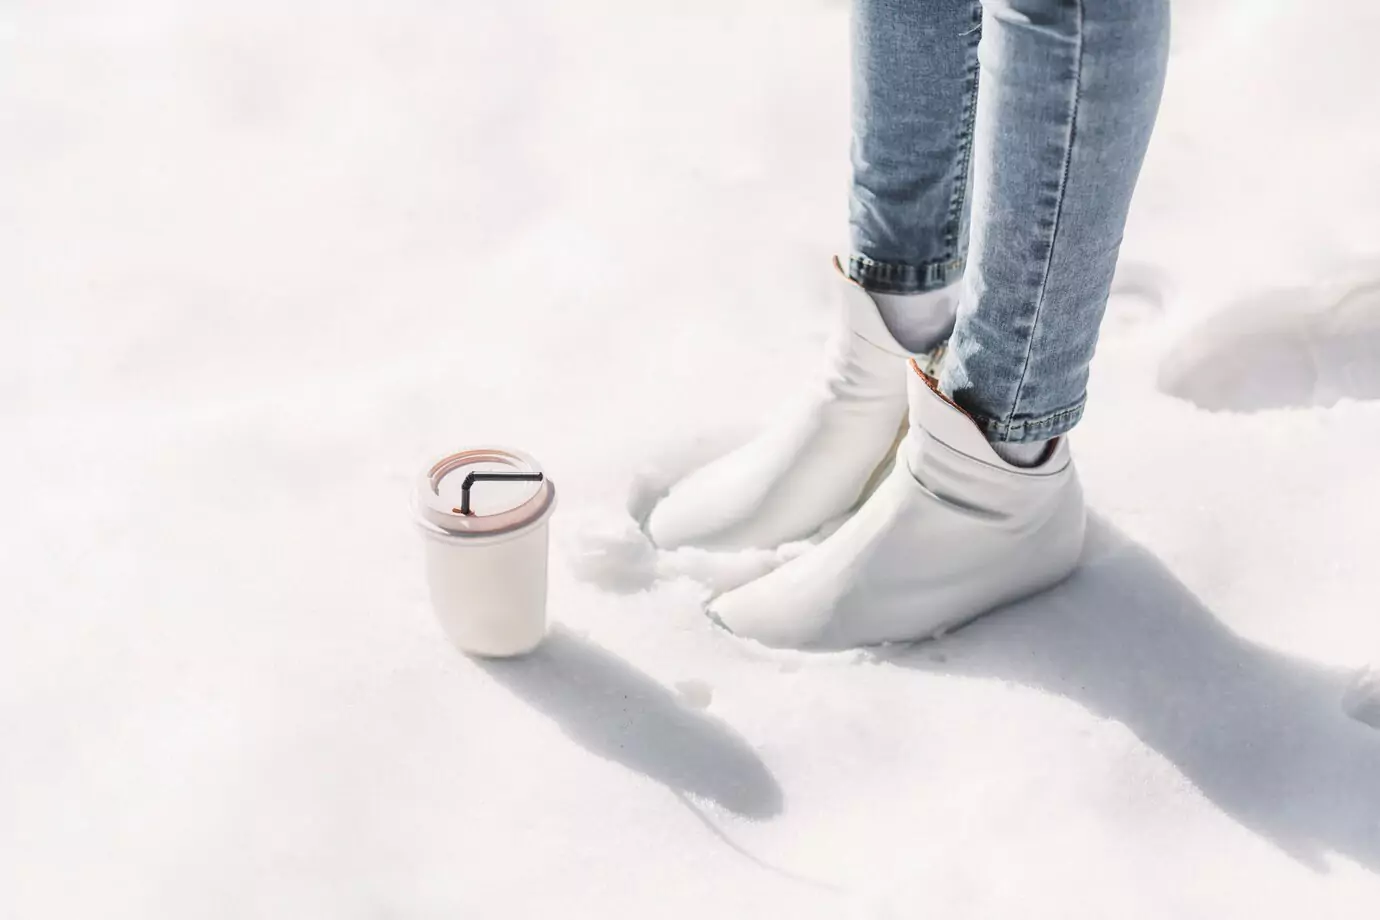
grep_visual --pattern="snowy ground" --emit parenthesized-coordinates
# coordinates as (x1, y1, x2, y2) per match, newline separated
(5, 1, 1380, 917)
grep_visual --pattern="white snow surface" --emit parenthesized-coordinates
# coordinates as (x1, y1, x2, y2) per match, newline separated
(5, 1, 1380, 917)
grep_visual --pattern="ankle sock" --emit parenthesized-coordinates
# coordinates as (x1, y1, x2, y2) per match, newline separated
(871, 288, 958, 354)
(991, 438, 1053, 468)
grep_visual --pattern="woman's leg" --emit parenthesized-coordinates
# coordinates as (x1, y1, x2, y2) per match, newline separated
(849, 0, 983, 298)
(710, 0, 1172, 648)
(939, 0, 1171, 447)
(646, 2, 980, 551)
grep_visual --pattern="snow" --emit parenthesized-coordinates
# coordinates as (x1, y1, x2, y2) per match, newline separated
(4, 0, 1380, 916)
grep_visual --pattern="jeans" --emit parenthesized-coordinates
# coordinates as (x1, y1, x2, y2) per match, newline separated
(849, 0, 1170, 442)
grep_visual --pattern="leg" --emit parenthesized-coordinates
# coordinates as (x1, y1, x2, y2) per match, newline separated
(849, 0, 983, 296)
(940, 0, 1172, 445)
(711, 0, 1170, 648)
(646, 1, 979, 551)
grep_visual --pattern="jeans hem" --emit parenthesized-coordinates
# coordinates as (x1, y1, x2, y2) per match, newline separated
(971, 400, 1086, 443)
(848, 254, 965, 295)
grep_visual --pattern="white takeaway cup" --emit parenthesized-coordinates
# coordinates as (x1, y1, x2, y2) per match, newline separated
(414, 447, 557, 657)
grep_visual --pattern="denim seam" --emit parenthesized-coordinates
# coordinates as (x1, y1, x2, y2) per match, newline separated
(1004, 0, 1084, 430)
(971, 399, 1086, 443)
(943, 5, 982, 258)
(848, 253, 964, 294)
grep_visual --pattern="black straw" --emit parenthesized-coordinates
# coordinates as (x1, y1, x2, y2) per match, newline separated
(457, 471, 545, 515)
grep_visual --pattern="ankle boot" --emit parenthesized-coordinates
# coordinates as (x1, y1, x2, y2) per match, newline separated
(647, 259, 955, 551)
(708, 360, 1086, 649)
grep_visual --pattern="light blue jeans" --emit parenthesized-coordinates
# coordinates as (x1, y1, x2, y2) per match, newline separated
(849, 0, 1170, 442)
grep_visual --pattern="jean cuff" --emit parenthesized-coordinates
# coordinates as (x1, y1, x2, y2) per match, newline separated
(970, 399, 1086, 444)
(847, 253, 965, 295)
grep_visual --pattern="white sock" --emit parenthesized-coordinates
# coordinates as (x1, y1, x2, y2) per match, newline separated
(874, 285, 1050, 469)
(991, 438, 1053, 468)
(871, 288, 958, 354)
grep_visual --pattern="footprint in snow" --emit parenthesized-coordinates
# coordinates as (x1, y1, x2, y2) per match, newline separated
(1158, 272, 1380, 412)
(565, 431, 821, 597)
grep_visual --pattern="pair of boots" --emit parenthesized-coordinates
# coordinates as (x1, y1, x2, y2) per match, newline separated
(647, 260, 1086, 649)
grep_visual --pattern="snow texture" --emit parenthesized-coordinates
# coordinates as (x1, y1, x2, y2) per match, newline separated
(4, 1, 1380, 917)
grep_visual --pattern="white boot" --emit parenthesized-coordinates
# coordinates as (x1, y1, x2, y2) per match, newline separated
(647, 259, 956, 551)
(708, 360, 1086, 649)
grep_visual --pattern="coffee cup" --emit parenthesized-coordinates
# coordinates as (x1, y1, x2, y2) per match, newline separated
(414, 447, 557, 657)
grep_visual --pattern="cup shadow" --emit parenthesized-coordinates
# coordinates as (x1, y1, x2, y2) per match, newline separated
(473, 628, 784, 820)
(881, 517, 1380, 871)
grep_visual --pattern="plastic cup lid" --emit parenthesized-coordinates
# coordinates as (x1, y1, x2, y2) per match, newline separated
(417, 447, 556, 537)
